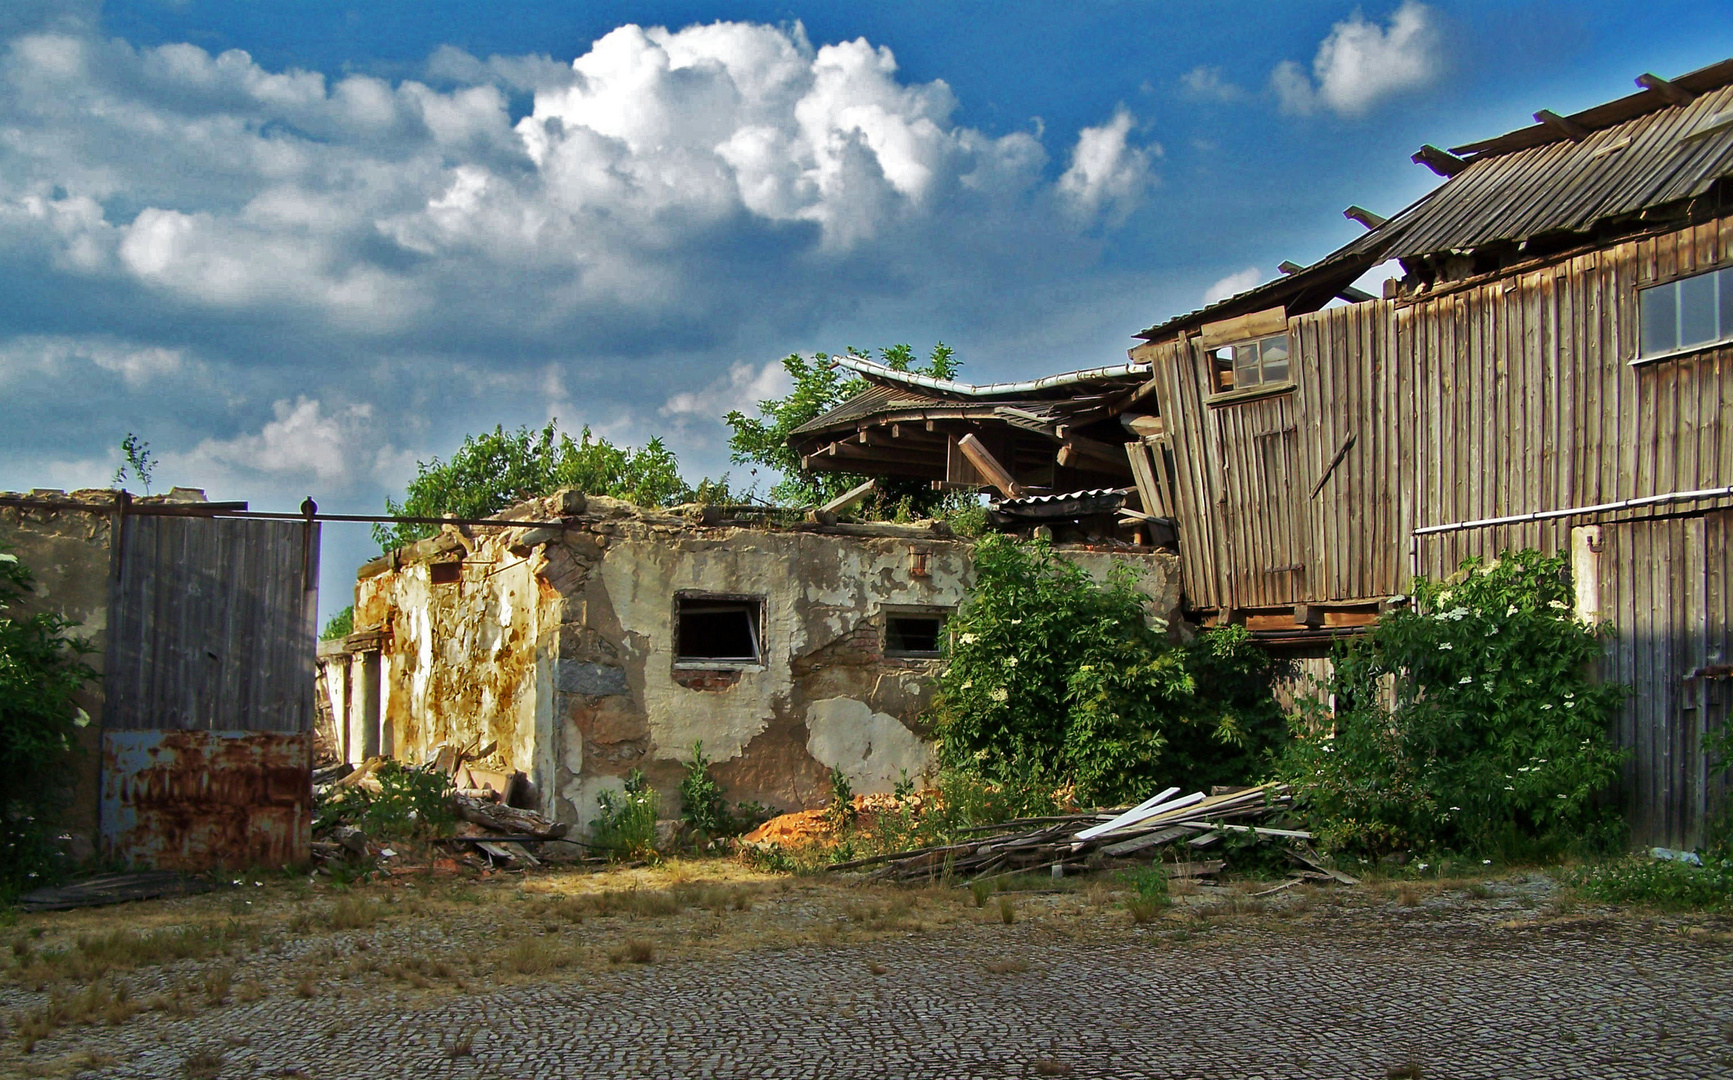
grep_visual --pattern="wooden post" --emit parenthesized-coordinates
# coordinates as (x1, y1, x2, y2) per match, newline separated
(958, 434, 1025, 499)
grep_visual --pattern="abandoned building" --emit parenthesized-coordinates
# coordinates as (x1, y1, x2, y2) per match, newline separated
(0, 489, 320, 870)
(1115, 58, 1733, 848)
(316, 491, 1178, 828)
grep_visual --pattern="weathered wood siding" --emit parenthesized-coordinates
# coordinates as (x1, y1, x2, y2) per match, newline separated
(1153, 216, 1733, 846)
(105, 516, 321, 733)
(1157, 215, 1733, 611)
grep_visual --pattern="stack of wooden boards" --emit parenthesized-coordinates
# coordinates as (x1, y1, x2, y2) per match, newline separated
(832, 783, 1338, 886)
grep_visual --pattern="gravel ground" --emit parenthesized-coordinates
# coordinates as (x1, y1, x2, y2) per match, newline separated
(2, 866, 1729, 1080)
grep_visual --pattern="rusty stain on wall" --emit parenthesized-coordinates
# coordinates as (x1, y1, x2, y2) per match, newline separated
(323, 491, 1179, 830)
(100, 730, 312, 870)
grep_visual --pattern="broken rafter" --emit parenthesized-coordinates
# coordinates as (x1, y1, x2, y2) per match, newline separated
(1534, 109, 1590, 141)
(1636, 72, 1695, 105)
(958, 433, 1026, 499)
(1056, 435, 1135, 473)
(1343, 205, 1386, 230)
(1411, 143, 1468, 177)
(1279, 260, 1371, 303)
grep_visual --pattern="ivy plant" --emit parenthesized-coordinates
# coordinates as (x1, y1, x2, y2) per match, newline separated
(1280, 550, 1627, 857)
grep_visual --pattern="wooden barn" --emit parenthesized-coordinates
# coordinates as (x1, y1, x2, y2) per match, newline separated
(1130, 59, 1733, 848)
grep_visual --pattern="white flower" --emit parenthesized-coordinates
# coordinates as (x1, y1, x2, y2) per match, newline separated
(1540, 704, 1553, 711)
(1418, 862, 1430, 870)
(1504, 786, 1515, 791)
(1482, 859, 1492, 865)
(960, 681, 972, 690)
(73, 708, 91, 728)
(1517, 767, 1530, 772)
(1548, 599, 1569, 610)
(1005, 657, 1018, 667)
(1459, 676, 1474, 685)
(1507, 604, 1519, 616)
(958, 633, 978, 645)
(0, 553, 16, 564)
(1449, 806, 1461, 811)
(1564, 701, 1575, 709)
(1010, 619, 1023, 625)
(1439, 643, 1454, 651)
(1557, 794, 1567, 799)
(1564, 692, 1575, 699)
(989, 688, 1009, 703)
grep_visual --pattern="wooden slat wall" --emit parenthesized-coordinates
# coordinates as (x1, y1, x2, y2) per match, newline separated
(1158, 215, 1733, 613)
(106, 516, 319, 734)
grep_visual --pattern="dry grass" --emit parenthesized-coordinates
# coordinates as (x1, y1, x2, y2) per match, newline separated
(1126, 897, 1163, 924)
(608, 939, 655, 965)
(982, 959, 1029, 975)
(182, 1049, 225, 1079)
(996, 896, 1016, 925)
(506, 937, 581, 976)
(1397, 884, 1422, 908)
(10, 922, 259, 991)
(1032, 1058, 1074, 1076)
(446, 1027, 477, 1058)
(293, 972, 318, 999)
(328, 896, 384, 931)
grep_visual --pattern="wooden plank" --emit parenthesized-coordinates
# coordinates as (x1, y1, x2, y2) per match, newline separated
(1198, 306, 1287, 349)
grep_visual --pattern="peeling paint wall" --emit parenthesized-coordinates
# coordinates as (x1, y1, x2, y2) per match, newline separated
(336, 492, 1180, 832)
(0, 490, 114, 852)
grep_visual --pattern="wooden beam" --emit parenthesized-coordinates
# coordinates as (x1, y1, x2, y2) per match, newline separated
(1056, 433, 1135, 471)
(1278, 260, 1304, 274)
(1343, 205, 1386, 230)
(819, 478, 878, 516)
(1636, 72, 1694, 104)
(1119, 413, 1163, 438)
(1106, 377, 1161, 417)
(958, 433, 1025, 499)
(1534, 109, 1589, 141)
(1293, 604, 1324, 628)
(1411, 144, 1468, 177)
(1198, 306, 1287, 349)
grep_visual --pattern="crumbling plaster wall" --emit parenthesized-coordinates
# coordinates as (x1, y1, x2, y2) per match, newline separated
(351, 492, 1180, 831)
(0, 490, 115, 849)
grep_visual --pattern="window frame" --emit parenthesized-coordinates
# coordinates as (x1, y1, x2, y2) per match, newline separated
(672, 592, 767, 670)
(1634, 262, 1733, 365)
(881, 605, 953, 660)
(1204, 331, 1296, 406)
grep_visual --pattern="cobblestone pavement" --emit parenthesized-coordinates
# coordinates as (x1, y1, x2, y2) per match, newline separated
(5, 872, 1731, 1080)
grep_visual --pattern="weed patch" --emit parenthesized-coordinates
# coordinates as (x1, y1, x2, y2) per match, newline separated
(1574, 856, 1733, 910)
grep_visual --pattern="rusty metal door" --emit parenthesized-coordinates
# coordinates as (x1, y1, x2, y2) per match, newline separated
(101, 515, 320, 870)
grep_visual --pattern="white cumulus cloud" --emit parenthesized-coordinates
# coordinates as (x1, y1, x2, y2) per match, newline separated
(1057, 106, 1156, 224)
(1202, 267, 1265, 307)
(662, 359, 793, 419)
(1272, 2, 1441, 117)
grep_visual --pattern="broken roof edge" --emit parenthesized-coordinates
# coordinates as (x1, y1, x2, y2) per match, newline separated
(1132, 246, 1391, 342)
(833, 355, 1150, 398)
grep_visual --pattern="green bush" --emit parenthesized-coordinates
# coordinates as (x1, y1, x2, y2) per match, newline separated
(927, 535, 1287, 806)
(1280, 551, 1626, 858)
(315, 762, 455, 841)
(0, 544, 96, 900)
(677, 742, 731, 838)
(593, 769, 660, 858)
(1576, 855, 1733, 910)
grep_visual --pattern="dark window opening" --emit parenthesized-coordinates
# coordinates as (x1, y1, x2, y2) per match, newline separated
(676, 597, 763, 665)
(885, 614, 947, 658)
(430, 561, 461, 585)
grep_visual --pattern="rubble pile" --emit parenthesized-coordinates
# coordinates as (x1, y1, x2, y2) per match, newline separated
(830, 783, 1354, 887)
(742, 791, 939, 849)
(311, 745, 585, 875)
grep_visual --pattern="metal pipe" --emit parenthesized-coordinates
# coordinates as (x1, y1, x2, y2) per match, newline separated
(1412, 483, 1733, 536)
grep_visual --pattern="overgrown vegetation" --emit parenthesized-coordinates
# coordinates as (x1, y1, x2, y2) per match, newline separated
(0, 544, 96, 902)
(375, 420, 709, 551)
(593, 769, 660, 859)
(1280, 551, 1626, 859)
(314, 762, 456, 841)
(725, 344, 979, 521)
(111, 432, 157, 494)
(319, 605, 353, 642)
(1575, 854, 1733, 911)
(926, 534, 1287, 809)
(677, 743, 730, 838)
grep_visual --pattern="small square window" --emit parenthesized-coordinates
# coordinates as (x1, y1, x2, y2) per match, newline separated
(1210, 332, 1292, 392)
(429, 561, 461, 585)
(675, 595, 763, 665)
(885, 613, 948, 658)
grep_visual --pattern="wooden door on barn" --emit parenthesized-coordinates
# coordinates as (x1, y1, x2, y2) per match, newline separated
(1212, 393, 1312, 609)
(1598, 510, 1732, 850)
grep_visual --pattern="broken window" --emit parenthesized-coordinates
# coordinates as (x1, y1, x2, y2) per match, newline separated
(675, 595, 764, 665)
(1209, 332, 1291, 392)
(884, 611, 949, 658)
(429, 561, 461, 585)
(1640, 265, 1733, 359)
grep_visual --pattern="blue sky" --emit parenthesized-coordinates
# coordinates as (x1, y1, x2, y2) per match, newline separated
(3, 0, 1731, 621)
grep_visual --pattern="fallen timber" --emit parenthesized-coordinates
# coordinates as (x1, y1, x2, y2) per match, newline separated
(833, 783, 1317, 884)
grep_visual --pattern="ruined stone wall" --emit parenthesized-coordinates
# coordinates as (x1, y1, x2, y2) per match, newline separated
(351, 492, 1180, 830)
(0, 490, 117, 851)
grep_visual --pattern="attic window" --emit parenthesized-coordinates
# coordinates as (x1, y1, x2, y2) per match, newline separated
(675, 595, 763, 666)
(885, 612, 949, 658)
(1210, 332, 1291, 391)
(1639, 265, 1733, 360)
(429, 561, 461, 585)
